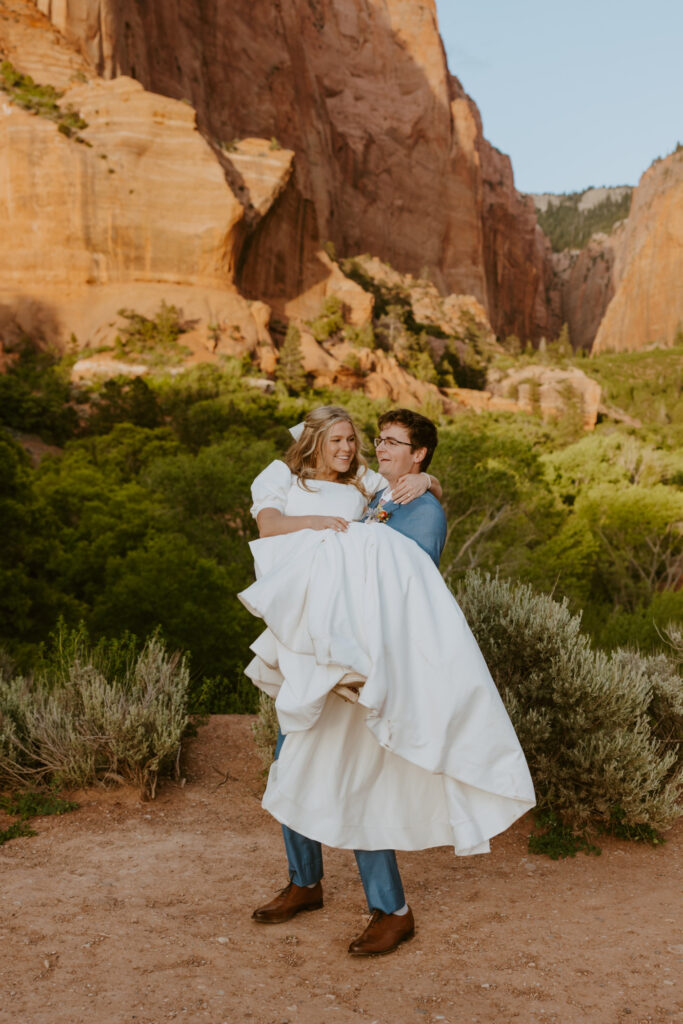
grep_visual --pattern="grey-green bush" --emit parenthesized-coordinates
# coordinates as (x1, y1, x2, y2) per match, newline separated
(454, 572, 682, 835)
(0, 636, 190, 798)
(252, 691, 278, 777)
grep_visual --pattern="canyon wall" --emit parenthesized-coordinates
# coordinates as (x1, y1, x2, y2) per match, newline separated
(33, 0, 556, 341)
(552, 234, 619, 352)
(592, 150, 683, 353)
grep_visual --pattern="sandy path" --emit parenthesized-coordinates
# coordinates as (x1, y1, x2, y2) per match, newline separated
(1, 716, 681, 1024)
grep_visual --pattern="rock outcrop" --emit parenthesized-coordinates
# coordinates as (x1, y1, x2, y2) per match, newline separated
(592, 150, 683, 353)
(33, 0, 556, 341)
(487, 364, 602, 430)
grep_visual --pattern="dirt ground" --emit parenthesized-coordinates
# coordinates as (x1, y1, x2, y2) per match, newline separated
(1, 715, 681, 1024)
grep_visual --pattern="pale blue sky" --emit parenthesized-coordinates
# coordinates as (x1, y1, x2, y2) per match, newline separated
(435, 0, 683, 194)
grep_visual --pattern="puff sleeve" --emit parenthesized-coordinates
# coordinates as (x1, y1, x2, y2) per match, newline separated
(358, 466, 388, 497)
(250, 460, 293, 520)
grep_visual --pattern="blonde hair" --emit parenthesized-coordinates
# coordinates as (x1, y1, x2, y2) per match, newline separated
(285, 406, 370, 496)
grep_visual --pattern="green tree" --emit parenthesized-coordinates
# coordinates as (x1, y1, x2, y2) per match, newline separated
(275, 323, 306, 394)
(575, 483, 683, 613)
(430, 426, 556, 578)
(0, 344, 79, 444)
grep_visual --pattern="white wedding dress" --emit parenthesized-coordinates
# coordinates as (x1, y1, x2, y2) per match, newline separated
(240, 460, 535, 857)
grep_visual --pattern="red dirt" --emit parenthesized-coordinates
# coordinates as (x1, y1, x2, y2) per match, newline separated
(1, 715, 681, 1024)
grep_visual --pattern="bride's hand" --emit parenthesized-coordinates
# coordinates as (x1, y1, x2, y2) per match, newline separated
(310, 515, 350, 532)
(392, 472, 430, 504)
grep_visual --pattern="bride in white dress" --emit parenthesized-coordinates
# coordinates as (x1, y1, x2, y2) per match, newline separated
(240, 406, 535, 858)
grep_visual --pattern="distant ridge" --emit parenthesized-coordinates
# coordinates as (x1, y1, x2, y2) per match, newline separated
(528, 186, 633, 251)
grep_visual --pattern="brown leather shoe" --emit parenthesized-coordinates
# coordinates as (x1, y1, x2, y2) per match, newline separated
(252, 881, 323, 924)
(348, 907, 415, 956)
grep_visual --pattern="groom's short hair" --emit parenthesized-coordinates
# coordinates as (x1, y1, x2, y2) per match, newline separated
(378, 409, 438, 471)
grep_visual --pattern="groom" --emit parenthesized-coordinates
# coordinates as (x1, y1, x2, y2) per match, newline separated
(252, 409, 447, 956)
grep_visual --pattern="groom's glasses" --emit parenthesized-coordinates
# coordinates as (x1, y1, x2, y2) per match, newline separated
(373, 436, 413, 449)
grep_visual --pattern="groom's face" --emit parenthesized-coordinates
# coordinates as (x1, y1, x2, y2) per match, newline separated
(376, 423, 425, 480)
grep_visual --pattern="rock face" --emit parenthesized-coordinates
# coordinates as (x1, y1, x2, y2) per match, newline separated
(0, 38, 287, 365)
(34, 0, 555, 340)
(479, 138, 560, 343)
(592, 150, 683, 353)
(552, 233, 619, 352)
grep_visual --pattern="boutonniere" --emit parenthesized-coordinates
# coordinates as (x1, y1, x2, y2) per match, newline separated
(364, 503, 392, 524)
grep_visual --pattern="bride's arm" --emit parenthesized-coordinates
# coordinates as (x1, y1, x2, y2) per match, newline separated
(392, 472, 443, 504)
(257, 508, 350, 537)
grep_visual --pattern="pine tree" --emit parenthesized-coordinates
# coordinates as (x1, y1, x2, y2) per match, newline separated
(276, 323, 306, 394)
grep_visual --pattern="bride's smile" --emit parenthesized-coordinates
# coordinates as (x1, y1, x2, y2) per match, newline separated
(316, 422, 357, 479)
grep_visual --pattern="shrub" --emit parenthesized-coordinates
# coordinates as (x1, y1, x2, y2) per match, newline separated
(0, 59, 88, 138)
(0, 635, 190, 798)
(114, 303, 191, 366)
(454, 572, 682, 837)
(252, 692, 278, 775)
(346, 323, 376, 349)
(308, 296, 345, 342)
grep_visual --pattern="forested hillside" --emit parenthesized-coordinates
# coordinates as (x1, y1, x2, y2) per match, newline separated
(2, 340, 682, 714)
(533, 188, 632, 251)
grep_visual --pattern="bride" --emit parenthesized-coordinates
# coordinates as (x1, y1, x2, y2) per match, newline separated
(240, 404, 535, 862)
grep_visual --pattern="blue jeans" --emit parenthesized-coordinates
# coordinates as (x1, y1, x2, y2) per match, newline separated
(274, 729, 405, 914)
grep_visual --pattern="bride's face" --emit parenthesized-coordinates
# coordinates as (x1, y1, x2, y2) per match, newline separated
(317, 420, 356, 478)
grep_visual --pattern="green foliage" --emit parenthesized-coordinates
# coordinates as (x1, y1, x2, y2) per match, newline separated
(114, 303, 191, 366)
(0, 789, 78, 819)
(0, 59, 88, 138)
(0, 343, 79, 443)
(574, 484, 683, 613)
(275, 323, 306, 394)
(528, 811, 601, 859)
(346, 323, 376, 349)
(2, 331, 683, 721)
(587, 345, 683, 427)
(0, 431, 65, 648)
(323, 240, 337, 262)
(252, 692, 278, 776)
(529, 804, 664, 859)
(0, 633, 190, 798)
(455, 572, 682, 837)
(0, 820, 36, 845)
(87, 377, 164, 434)
(536, 189, 632, 251)
(584, 591, 683, 653)
(307, 296, 345, 342)
(342, 259, 490, 389)
(431, 426, 554, 578)
(193, 675, 259, 714)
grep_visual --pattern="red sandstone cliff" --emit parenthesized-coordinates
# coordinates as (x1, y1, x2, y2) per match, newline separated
(592, 150, 683, 354)
(33, 0, 555, 341)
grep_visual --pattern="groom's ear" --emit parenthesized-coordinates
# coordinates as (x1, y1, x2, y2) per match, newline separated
(412, 446, 427, 469)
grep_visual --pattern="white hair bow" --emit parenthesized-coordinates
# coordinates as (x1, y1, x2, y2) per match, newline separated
(289, 422, 305, 441)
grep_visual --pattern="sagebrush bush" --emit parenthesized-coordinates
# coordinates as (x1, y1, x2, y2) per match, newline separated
(454, 572, 682, 835)
(0, 636, 190, 798)
(252, 692, 278, 776)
